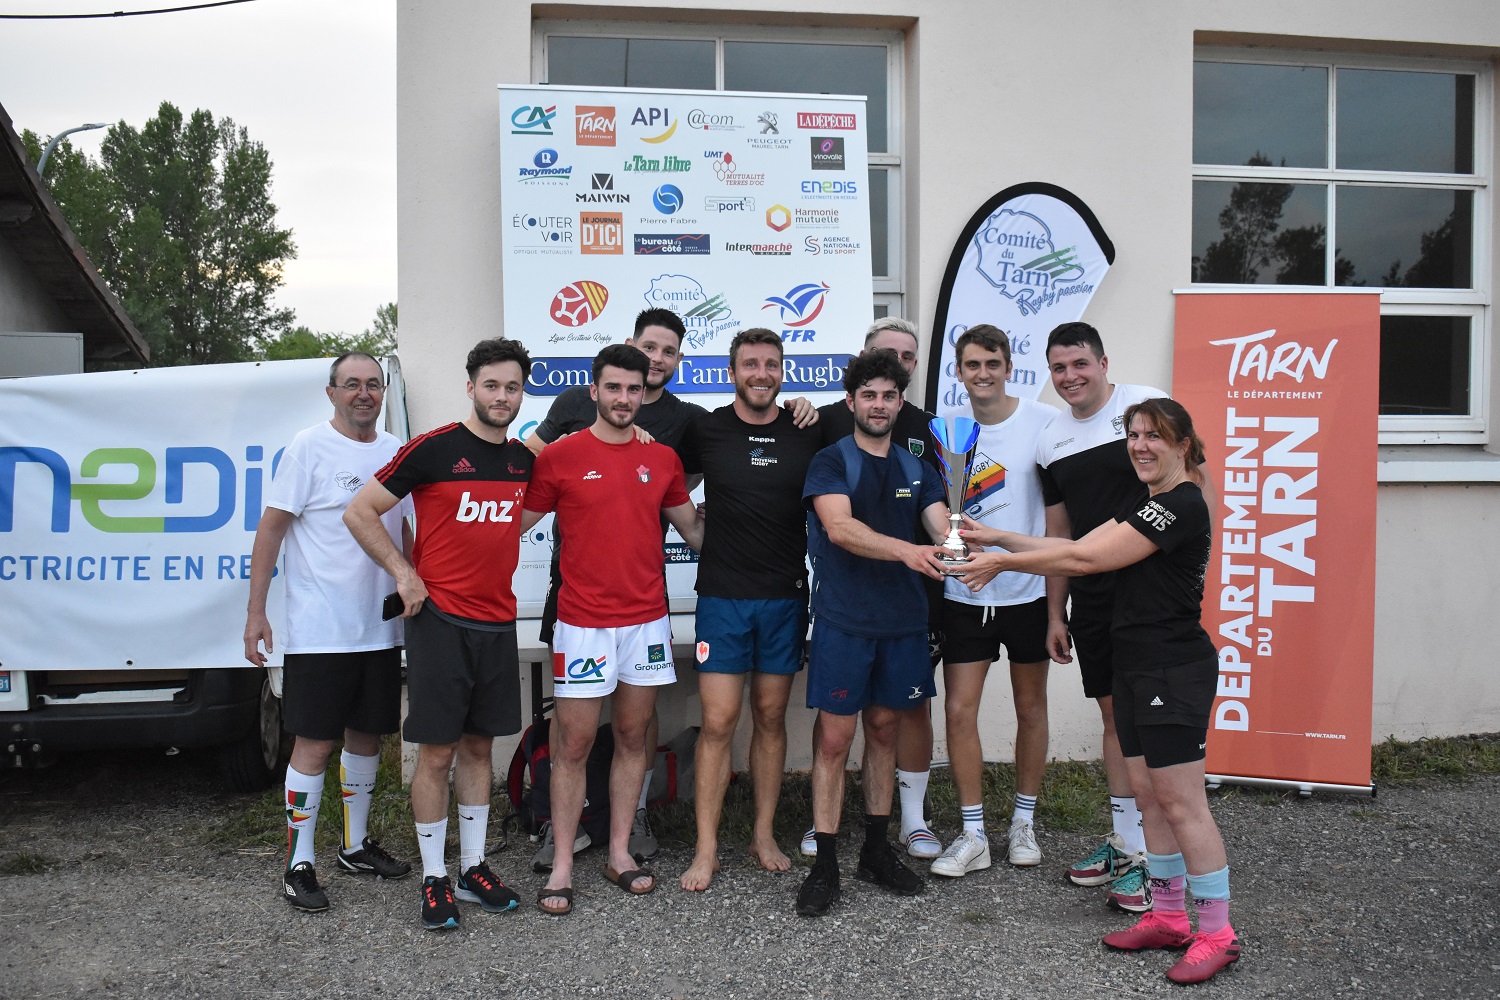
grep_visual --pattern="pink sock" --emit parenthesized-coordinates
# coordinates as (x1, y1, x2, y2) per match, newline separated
(1152, 874, 1187, 914)
(1195, 897, 1231, 935)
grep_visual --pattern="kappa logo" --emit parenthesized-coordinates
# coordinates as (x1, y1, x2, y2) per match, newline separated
(452, 458, 476, 474)
(335, 472, 363, 492)
(636, 464, 651, 483)
(1150, 696, 1164, 707)
(695, 640, 710, 664)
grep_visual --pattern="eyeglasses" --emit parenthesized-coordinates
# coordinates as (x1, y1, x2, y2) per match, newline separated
(333, 379, 386, 393)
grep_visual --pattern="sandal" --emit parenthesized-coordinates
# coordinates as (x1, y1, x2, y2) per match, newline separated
(536, 886, 573, 915)
(603, 865, 656, 895)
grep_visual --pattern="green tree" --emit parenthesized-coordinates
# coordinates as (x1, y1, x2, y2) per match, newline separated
(24, 102, 296, 366)
(259, 302, 397, 360)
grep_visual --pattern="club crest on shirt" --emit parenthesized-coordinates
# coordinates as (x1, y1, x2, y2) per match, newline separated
(1112, 415, 1125, 433)
(334, 472, 363, 492)
(637, 464, 651, 483)
(906, 438, 924, 457)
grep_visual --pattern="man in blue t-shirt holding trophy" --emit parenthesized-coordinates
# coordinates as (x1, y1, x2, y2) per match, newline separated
(796, 349, 952, 917)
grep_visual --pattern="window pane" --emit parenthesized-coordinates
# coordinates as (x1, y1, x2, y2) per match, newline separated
(1379, 315, 1471, 415)
(1337, 69, 1475, 173)
(1194, 62, 1327, 168)
(1192, 180, 1327, 284)
(1335, 188, 1472, 288)
(724, 42, 888, 151)
(547, 36, 715, 90)
(868, 167, 889, 277)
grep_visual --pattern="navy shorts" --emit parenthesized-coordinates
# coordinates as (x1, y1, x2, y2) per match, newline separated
(806, 618, 934, 715)
(694, 596, 807, 675)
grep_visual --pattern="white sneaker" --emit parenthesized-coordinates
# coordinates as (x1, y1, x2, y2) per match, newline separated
(901, 826, 942, 860)
(800, 827, 817, 858)
(1006, 817, 1042, 867)
(929, 829, 992, 877)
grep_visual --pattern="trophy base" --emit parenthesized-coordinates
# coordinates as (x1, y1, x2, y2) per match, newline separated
(939, 556, 969, 577)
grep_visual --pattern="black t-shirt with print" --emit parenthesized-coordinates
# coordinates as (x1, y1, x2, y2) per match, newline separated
(1112, 481, 1215, 670)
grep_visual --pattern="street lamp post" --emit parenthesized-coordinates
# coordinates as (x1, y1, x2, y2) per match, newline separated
(37, 122, 109, 177)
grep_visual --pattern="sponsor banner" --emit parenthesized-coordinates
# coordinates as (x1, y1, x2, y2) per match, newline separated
(500, 83, 873, 609)
(926, 183, 1114, 415)
(1173, 290, 1379, 790)
(0, 359, 345, 670)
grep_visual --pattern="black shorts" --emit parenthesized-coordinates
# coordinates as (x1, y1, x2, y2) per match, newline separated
(402, 604, 522, 745)
(1069, 614, 1114, 700)
(281, 647, 402, 740)
(1112, 659, 1216, 767)
(940, 596, 1049, 666)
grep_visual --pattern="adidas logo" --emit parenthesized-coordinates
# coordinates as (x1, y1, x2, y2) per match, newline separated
(452, 457, 476, 474)
(1150, 696, 1164, 707)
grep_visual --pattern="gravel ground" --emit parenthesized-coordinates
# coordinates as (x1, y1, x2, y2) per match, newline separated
(2, 749, 1497, 1000)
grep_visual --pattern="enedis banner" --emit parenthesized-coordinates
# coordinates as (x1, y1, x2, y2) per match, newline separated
(1172, 291, 1379, 790)
(499, 85, 875, 610)
(0, 359, 337, 671)
(927, 183, 1114, 417)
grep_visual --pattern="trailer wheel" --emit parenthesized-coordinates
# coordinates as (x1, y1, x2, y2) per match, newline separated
(221, 674, 287, 792)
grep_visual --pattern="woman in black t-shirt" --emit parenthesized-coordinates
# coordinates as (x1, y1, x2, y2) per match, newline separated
(957, 398, 1239, 986)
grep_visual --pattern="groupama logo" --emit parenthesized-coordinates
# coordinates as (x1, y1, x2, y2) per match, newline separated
(1, 444, 283, 533)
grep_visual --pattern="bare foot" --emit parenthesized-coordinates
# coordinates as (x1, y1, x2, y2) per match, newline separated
(679, 852, 720, 892)
(747, 837, 791, 872)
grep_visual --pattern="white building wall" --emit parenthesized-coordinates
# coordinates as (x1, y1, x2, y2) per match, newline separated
(399, 1, 1500, 768)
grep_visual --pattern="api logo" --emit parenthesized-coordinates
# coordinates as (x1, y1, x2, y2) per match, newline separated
(550, 280, 609, 327)
(633, 106, 677, 143)
(653, 184, 684, 215)
(763, 282, 830, 329)
(511, 105, 556, 135)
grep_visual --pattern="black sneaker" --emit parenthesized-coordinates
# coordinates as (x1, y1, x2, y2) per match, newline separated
(795, 864, 841, 917)
(337, 837, 413, 880)
(455, 861, 521, 912)
(420, 875, 460, 930)
(283, 861, 329, 912)
(855, 841, 925, 896)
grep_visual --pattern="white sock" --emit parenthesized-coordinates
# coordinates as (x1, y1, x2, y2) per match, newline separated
(415, 818, 447, 878)
(897, 769, 930, 835)
(1012, 792, 1037, 825)
(457, 803, 489, 872)
(1111, 796, 1146, 855)
(339, 750, 379, 851)
(284, 765, 324, 869)
(960, 802, 985, 838)
(638, 769, 653, 812)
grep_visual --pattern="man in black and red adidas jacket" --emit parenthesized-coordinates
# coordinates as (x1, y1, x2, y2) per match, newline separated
(344, 337, 533, 932)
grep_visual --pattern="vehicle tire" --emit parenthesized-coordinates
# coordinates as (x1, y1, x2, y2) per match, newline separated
(221, 674, 288, 792)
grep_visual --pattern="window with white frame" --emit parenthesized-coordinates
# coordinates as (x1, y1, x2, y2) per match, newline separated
(535, 21, 905, 319)
(1191, 50, 1491, 443)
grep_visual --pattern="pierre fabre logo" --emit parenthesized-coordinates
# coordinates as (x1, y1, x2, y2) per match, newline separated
(644, 274, 735, 350)
(549, 279, 609, 327)
(971, 208, 1092, 317)
(763, 282, 830, 342)
(518, 148, 571, 185)
(511, 104, 556, 135)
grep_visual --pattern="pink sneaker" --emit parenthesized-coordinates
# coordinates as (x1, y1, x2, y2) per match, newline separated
(1166, 925, 1241, 984)
(1102, 911, 1192, 951)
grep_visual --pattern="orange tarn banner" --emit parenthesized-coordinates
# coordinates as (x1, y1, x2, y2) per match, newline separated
(1172, 291, 1379, 790)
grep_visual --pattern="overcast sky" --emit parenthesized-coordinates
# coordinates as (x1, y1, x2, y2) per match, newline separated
(0, 0, 395, 336)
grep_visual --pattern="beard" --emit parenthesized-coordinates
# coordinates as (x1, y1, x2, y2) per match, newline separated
(596, 397, 637, 429)
(473, 399, 514, 431)
(734, 382, 779, 413)
(853, 411, 892, 439)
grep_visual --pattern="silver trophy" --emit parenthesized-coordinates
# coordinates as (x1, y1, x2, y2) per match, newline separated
(929, 415, 981, 576)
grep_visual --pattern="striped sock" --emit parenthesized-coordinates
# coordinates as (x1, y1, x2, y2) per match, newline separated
(284, 765, 323, 869)
(339, 750, 379, 852)
(1011, 792, 1037, 825)
(961, 803, 985, 837)
(1148, 851, 1188, 913)
(1188, 865, 1232, 934)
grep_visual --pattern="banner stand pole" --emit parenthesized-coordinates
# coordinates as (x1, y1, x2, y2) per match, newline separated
(1205, 774, 1375, 799)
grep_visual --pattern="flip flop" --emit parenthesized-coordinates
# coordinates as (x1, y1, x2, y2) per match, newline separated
(603, 865, 656, 895)
(537, 886, 573, 915)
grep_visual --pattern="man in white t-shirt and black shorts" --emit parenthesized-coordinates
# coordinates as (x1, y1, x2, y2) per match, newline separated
(244, 351, 414, 913)
(344, 338, 536, 931)
(1036, 321, 1167, 912)
(928, 325, 1057, 878)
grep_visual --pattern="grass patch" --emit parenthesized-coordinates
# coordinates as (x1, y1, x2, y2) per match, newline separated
(0, 853, 59, 876)
(1371, 733, 1500, 786)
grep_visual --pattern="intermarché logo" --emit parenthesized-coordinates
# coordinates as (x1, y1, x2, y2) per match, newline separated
(1, 444, 282, 533)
